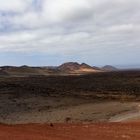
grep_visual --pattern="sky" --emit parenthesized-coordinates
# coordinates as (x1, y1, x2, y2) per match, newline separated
(0, 0, 140, 68)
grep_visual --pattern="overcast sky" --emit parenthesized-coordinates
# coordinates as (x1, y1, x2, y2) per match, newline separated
(0, 0, 139, 67)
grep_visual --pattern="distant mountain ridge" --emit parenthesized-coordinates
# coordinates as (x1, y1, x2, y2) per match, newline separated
(58, 62, 101, 73)
(102, 65, 118, 71)
(0, 62, 118, 76)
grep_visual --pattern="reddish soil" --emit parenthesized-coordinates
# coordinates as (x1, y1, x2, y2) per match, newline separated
(0, 123, 140, 140)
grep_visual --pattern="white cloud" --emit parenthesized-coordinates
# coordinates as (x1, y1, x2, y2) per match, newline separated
(42, 0, 92, 23)
(0, 0, 31, 12)
(0, 0, 140, 66)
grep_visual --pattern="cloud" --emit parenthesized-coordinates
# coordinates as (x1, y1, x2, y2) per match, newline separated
(0, 0, 140, 66)
(42, 0, 93, 23)
(0, 0, 31, 12)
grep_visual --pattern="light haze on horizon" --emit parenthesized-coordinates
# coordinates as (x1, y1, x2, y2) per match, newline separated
(0, 0, 139, 68)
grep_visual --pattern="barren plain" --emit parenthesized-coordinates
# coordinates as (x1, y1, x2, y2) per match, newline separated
(0, 70, 140, 139)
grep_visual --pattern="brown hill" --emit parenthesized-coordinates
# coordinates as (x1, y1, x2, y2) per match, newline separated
(81, 63, 94, 69)
(0, 62, 102, 76)
(58, 62, 80, 72)
(102, 65, 118, 71)
(58, 62, 101, 74)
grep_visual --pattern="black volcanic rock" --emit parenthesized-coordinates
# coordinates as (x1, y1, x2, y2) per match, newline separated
(0, 69, 9, 76)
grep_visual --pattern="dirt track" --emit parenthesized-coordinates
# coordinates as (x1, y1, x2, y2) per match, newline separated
(1, 123, 140, 140)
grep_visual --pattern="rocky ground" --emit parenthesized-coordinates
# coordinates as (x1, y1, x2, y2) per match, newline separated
(0, 70, 139, 124)
(0, 70, 139, 139)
